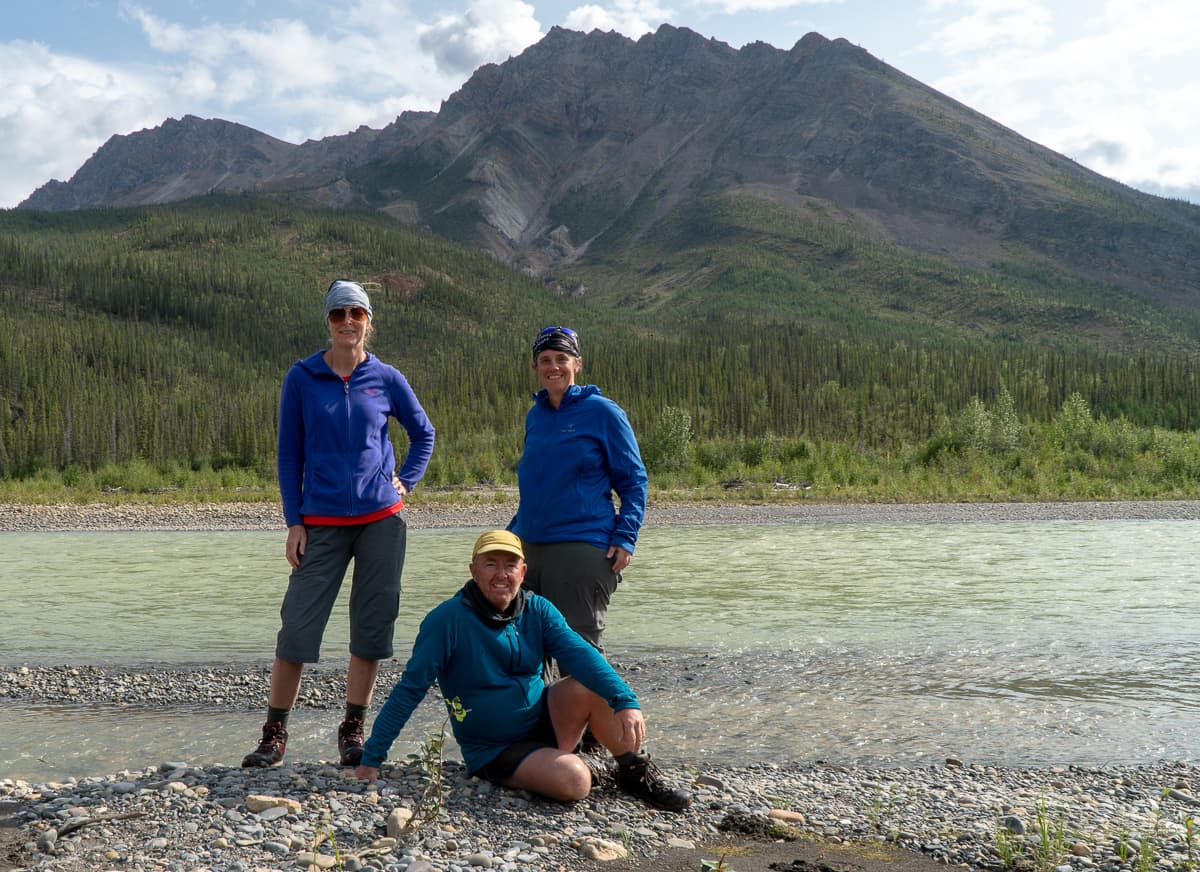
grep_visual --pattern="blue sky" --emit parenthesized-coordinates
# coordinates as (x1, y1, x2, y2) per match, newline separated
(2, 0, 1197, 209)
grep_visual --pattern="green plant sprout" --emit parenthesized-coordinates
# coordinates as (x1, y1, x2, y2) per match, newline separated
(701, 851, 736, 872)
(1031, 798, 1070, 872)
(993, 823, 1019, 869)
(309, 802, 344, 870)
(404, 715, 452, 829)
(1132, 792, 1167, 872)
(1183, 815, 1196, 871)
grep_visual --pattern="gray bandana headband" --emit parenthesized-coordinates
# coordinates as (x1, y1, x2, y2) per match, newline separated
(324, 280, 373, 321)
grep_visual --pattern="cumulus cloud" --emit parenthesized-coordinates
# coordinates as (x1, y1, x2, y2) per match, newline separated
(1073, 139, 1127, 167)
(124, 4, 362, 98)
(920, 0, 1200, 202)
(681, 0, 840, 15)
(116, 2, 465, 136)
(0, 40, 171, 206)
(564, 0, 670, 34)
(923, 0, 1051, 55)
(418, 0, 544, 76)
(0, 1, 488, 205)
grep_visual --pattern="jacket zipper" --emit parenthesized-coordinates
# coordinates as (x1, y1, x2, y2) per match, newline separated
(343, 375, 354, 515)
(506, 624, 520, 674)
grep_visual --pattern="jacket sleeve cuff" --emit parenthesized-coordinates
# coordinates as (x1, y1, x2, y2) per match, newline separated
(360, 741, 386, 769)
(610, 692, 641, 711)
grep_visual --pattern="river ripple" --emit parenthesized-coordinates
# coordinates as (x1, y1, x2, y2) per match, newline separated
(2, 519, 1198, 779)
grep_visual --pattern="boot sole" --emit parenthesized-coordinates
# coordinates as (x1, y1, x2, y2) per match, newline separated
(241, 756, 285, 768)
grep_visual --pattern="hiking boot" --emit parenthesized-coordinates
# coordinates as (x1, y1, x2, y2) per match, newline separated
(616, 751, 692, 812)
(242, 721, 288, 768)
(338, 717, 365, 766)
(577, 744, 615, 790)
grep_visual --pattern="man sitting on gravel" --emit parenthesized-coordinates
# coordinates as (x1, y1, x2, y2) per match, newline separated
(354, 530, 691, 811)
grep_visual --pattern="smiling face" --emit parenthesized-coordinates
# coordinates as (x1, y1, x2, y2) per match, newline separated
(326, 306, 370, 351)
(470, 549, 528, 613)
(534, 349, 581, 405)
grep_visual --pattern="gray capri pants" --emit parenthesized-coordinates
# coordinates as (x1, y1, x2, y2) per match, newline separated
(275, 511, 407, 663)
(520, 540, 620, 650)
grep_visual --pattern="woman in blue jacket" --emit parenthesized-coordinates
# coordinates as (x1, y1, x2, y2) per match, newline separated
(508, 326, 647, 654)
(242, 279, 435, 769)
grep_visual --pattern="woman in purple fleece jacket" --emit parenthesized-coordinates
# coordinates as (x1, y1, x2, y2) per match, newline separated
(242, 279, 435, 770)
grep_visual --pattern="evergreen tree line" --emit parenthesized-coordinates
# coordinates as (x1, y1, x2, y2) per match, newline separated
(2, 198, 1198, 492)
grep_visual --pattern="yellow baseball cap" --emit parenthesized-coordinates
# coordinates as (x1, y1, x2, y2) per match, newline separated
(471, 530, 525, 559)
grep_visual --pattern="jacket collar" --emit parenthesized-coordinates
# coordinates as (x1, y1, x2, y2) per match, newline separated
(459, 580, 528, 628)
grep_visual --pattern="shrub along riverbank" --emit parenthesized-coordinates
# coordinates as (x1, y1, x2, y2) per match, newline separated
(6, 201, 1200, 510)
(2, 389, 1199, 505)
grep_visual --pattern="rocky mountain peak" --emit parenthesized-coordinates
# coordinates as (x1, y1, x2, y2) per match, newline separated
(17, 25, 1200, 306)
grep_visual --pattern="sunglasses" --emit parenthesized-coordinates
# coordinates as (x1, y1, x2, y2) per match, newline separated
(538, 325, 577, 337)
(328, 306, 369, 323)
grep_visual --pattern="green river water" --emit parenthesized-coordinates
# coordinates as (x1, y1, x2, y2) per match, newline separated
(2, 520, 1198, 779)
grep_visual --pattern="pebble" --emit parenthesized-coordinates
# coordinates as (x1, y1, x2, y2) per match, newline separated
(1, 758, 1197, 871)
(5, 500, 1200, 871)
(4, 498, 1200, 535)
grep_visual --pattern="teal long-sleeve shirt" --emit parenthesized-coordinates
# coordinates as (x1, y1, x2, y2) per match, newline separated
(360, 586, 640, 773)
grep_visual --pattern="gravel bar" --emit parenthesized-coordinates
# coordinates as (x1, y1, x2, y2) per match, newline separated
(3, 752, 1197, 872)
(3, 498, 1200, 532)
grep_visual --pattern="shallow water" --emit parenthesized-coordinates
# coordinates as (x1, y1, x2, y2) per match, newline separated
(2, 520, 1198, 780)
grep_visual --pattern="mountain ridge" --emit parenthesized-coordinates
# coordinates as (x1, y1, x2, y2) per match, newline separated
(17, 24, 1200, 324)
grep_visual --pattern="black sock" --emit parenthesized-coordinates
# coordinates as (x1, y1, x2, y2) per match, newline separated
(615, 751, 642, 768)
(345, 702, 368, 721)
(266, 706, 290, 727)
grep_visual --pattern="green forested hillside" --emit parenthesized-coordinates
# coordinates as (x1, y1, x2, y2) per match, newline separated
(562, 190, 1200, 353)
(2, 196, 1199, 501)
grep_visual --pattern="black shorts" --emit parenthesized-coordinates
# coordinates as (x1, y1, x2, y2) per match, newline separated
(472, 692, 559, 782)
(275, 512, 407, 663)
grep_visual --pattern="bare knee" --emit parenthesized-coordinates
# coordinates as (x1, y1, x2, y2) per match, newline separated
(547, 756, 591, 801)
(505, 751, 591, 802)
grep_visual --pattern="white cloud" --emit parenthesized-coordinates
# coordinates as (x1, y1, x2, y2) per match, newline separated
(124, 5, 355, 97)
(175, 64, 218, 102)
(418, 0, 544, 76)
(922, 0, 1052, 55)
(3, 0, 1195, 208)
(920, 0, 1200, 201)
(0, 2, 478, 206)
(683, 0, 841, 15)
(561, 0, 835, 24)
(119, 2, 461, 136)
(564, 0, 670, 33)
(0, 40, 170, 206)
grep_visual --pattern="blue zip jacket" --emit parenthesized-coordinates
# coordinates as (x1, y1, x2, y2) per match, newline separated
(509, 384, 648, 554)
(360, 587, 640, 772)
(277, 350, 435, 527)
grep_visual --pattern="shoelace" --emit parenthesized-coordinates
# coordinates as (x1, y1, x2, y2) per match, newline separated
(265, 723, 285, 738)
(630, 756, 674, 790)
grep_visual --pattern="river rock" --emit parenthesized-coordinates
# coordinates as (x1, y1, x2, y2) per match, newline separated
(244, 795, 301, 814)
(578, 837, 628, 861)
(386, 806, 414, 836)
